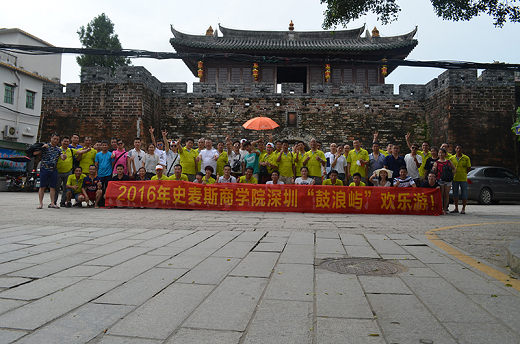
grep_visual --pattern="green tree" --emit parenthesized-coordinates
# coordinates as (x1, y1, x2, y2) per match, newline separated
(321, 0, 520, 29)
(76, 13, 131, 69)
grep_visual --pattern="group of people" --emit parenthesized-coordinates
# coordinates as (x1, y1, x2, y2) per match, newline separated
(35, 129, 471, 215)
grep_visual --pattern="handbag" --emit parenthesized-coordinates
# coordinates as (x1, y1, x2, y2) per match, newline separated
(232, 158, 241, 172)
(441, 162, 454, 182)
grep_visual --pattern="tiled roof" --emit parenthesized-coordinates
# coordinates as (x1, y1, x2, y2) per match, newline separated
(170, 25, 418, 53)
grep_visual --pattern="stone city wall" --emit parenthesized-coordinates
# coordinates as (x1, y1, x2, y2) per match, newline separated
(40, 66, 519, 172)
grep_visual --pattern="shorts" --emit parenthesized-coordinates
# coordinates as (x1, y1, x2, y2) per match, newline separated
(437, 179, 452, 187)
(66, 189, 82, 201)
(40, 168, 58, 189)
(452, 181, 468, 199)
(86, 191, 97, 200)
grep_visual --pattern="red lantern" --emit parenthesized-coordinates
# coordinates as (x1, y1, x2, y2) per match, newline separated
(253, 63, 259, 81)
(381, 59, 388, 78)
(198, 61, 203, 80)
(325, 64, 331, 83)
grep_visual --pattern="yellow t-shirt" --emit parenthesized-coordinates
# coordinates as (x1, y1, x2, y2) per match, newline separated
(260, 152, 278, 175)
(178, 147, 198, 175)
(216, 151, 228, 176)
(151, 174, 169, 181)
(347, 149, 369, 177)
(78, 149, 97, 174)
(380, 150, 390, 157)
(293, 152, 305, 177)
(57, 147, 78, 173)
(169, 174, 189, 181)
(418, 150, 432, 177)
(276, 151, 294, 177)
(450, 154, 471, 182)
(323, 179, 343, 186)
(238, 176, 258, 184)
(203, 176, 216, 184)
(303, 150, 326, 177)
(349, 181, 367, 187)
(66, 173, 85, 193)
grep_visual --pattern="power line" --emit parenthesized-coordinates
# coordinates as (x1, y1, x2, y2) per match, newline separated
(1, 43, 519, 71)
(0, 104, 42, 118)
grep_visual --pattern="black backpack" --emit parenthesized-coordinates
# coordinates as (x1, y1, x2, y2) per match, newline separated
(441, 162, 454, 182)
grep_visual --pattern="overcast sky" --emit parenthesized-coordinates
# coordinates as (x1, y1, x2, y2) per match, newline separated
(3, 0, 518, 90)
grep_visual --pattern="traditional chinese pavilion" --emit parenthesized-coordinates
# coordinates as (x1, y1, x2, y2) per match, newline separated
(170, 22, 418, 93)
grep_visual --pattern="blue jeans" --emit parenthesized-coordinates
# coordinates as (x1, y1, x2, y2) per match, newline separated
(452, 181, 468, 199)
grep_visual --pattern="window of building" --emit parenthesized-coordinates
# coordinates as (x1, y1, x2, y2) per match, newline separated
(287, 112, 297, 127)
(26, 90, 36, 109)
(4, 85, 14, 104)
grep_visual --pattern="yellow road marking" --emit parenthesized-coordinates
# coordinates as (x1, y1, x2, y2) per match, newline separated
(425, 222, 520, 292)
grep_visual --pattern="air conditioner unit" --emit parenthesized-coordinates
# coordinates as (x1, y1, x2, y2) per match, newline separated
(4, 125, 20, 139)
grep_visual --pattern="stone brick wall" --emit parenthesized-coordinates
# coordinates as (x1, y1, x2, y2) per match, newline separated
(40, 66, 519, 173)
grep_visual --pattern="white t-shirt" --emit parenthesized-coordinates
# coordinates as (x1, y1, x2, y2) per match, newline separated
(127, 148, 146, 174)
(331, 155, 347, 174)
(218, 175, 237, 183)
(165, 150, 180, 176)
(394, 176, 416, 187)
(404, 154, 422, 179)
(198, 148, 219, 173)
(295, 177, 313, 185)
(266, 180, 284, 185)
(154, 148, 167, 166)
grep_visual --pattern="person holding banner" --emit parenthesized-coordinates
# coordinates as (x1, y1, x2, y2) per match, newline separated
(369, 168, 392, 187)
(295, 166, 315, 185)
(239, 166, 258, 184)
(151, 165, 169, 180)
(349, 173, 366, 187)
(266, 171, 284, 185)
(217, 164, 237, 183)
(135, 167, 150, 181)
(169, 164, 189, 181)
(202, 166, 216, 184)
(323, 170, 343, 186)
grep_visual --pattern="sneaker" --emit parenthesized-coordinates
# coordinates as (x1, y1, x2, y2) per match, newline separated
(66, 202, 72, 208)
(73, 202, 81, 207)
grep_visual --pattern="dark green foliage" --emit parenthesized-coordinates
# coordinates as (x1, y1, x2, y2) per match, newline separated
(321, 0, 520, 28)
(76, 13, 131, 69)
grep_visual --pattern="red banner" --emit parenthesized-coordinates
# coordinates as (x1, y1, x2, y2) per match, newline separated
(106, 181, 442, 215)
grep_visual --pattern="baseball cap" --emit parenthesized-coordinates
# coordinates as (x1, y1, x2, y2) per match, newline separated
(155, 165, 163, 170)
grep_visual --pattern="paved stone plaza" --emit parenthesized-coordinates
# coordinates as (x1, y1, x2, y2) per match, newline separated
(0, 193, 519, 343)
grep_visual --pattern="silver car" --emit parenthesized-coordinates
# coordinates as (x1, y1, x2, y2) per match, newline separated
(463, 166, 520, 204)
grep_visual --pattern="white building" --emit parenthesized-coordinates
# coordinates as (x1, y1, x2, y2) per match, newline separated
(0, 28, 61, 147)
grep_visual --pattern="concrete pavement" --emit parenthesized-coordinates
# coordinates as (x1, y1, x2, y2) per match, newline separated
(0, 193, 519, 343)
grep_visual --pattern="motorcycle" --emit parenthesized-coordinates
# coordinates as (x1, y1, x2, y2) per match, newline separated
(25, 169, 40, 192)
(6, 174, 25, 192)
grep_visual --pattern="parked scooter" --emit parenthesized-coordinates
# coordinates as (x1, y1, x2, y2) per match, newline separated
(5, 174, 25, 192)
(25, 169, 39, 192)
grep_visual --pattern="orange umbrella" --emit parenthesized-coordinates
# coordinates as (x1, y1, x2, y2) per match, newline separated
(242, 116, 279, 130)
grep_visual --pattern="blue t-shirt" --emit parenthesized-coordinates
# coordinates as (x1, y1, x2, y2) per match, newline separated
(95, 151, 114, 177)
(244, 151, 260, 174)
